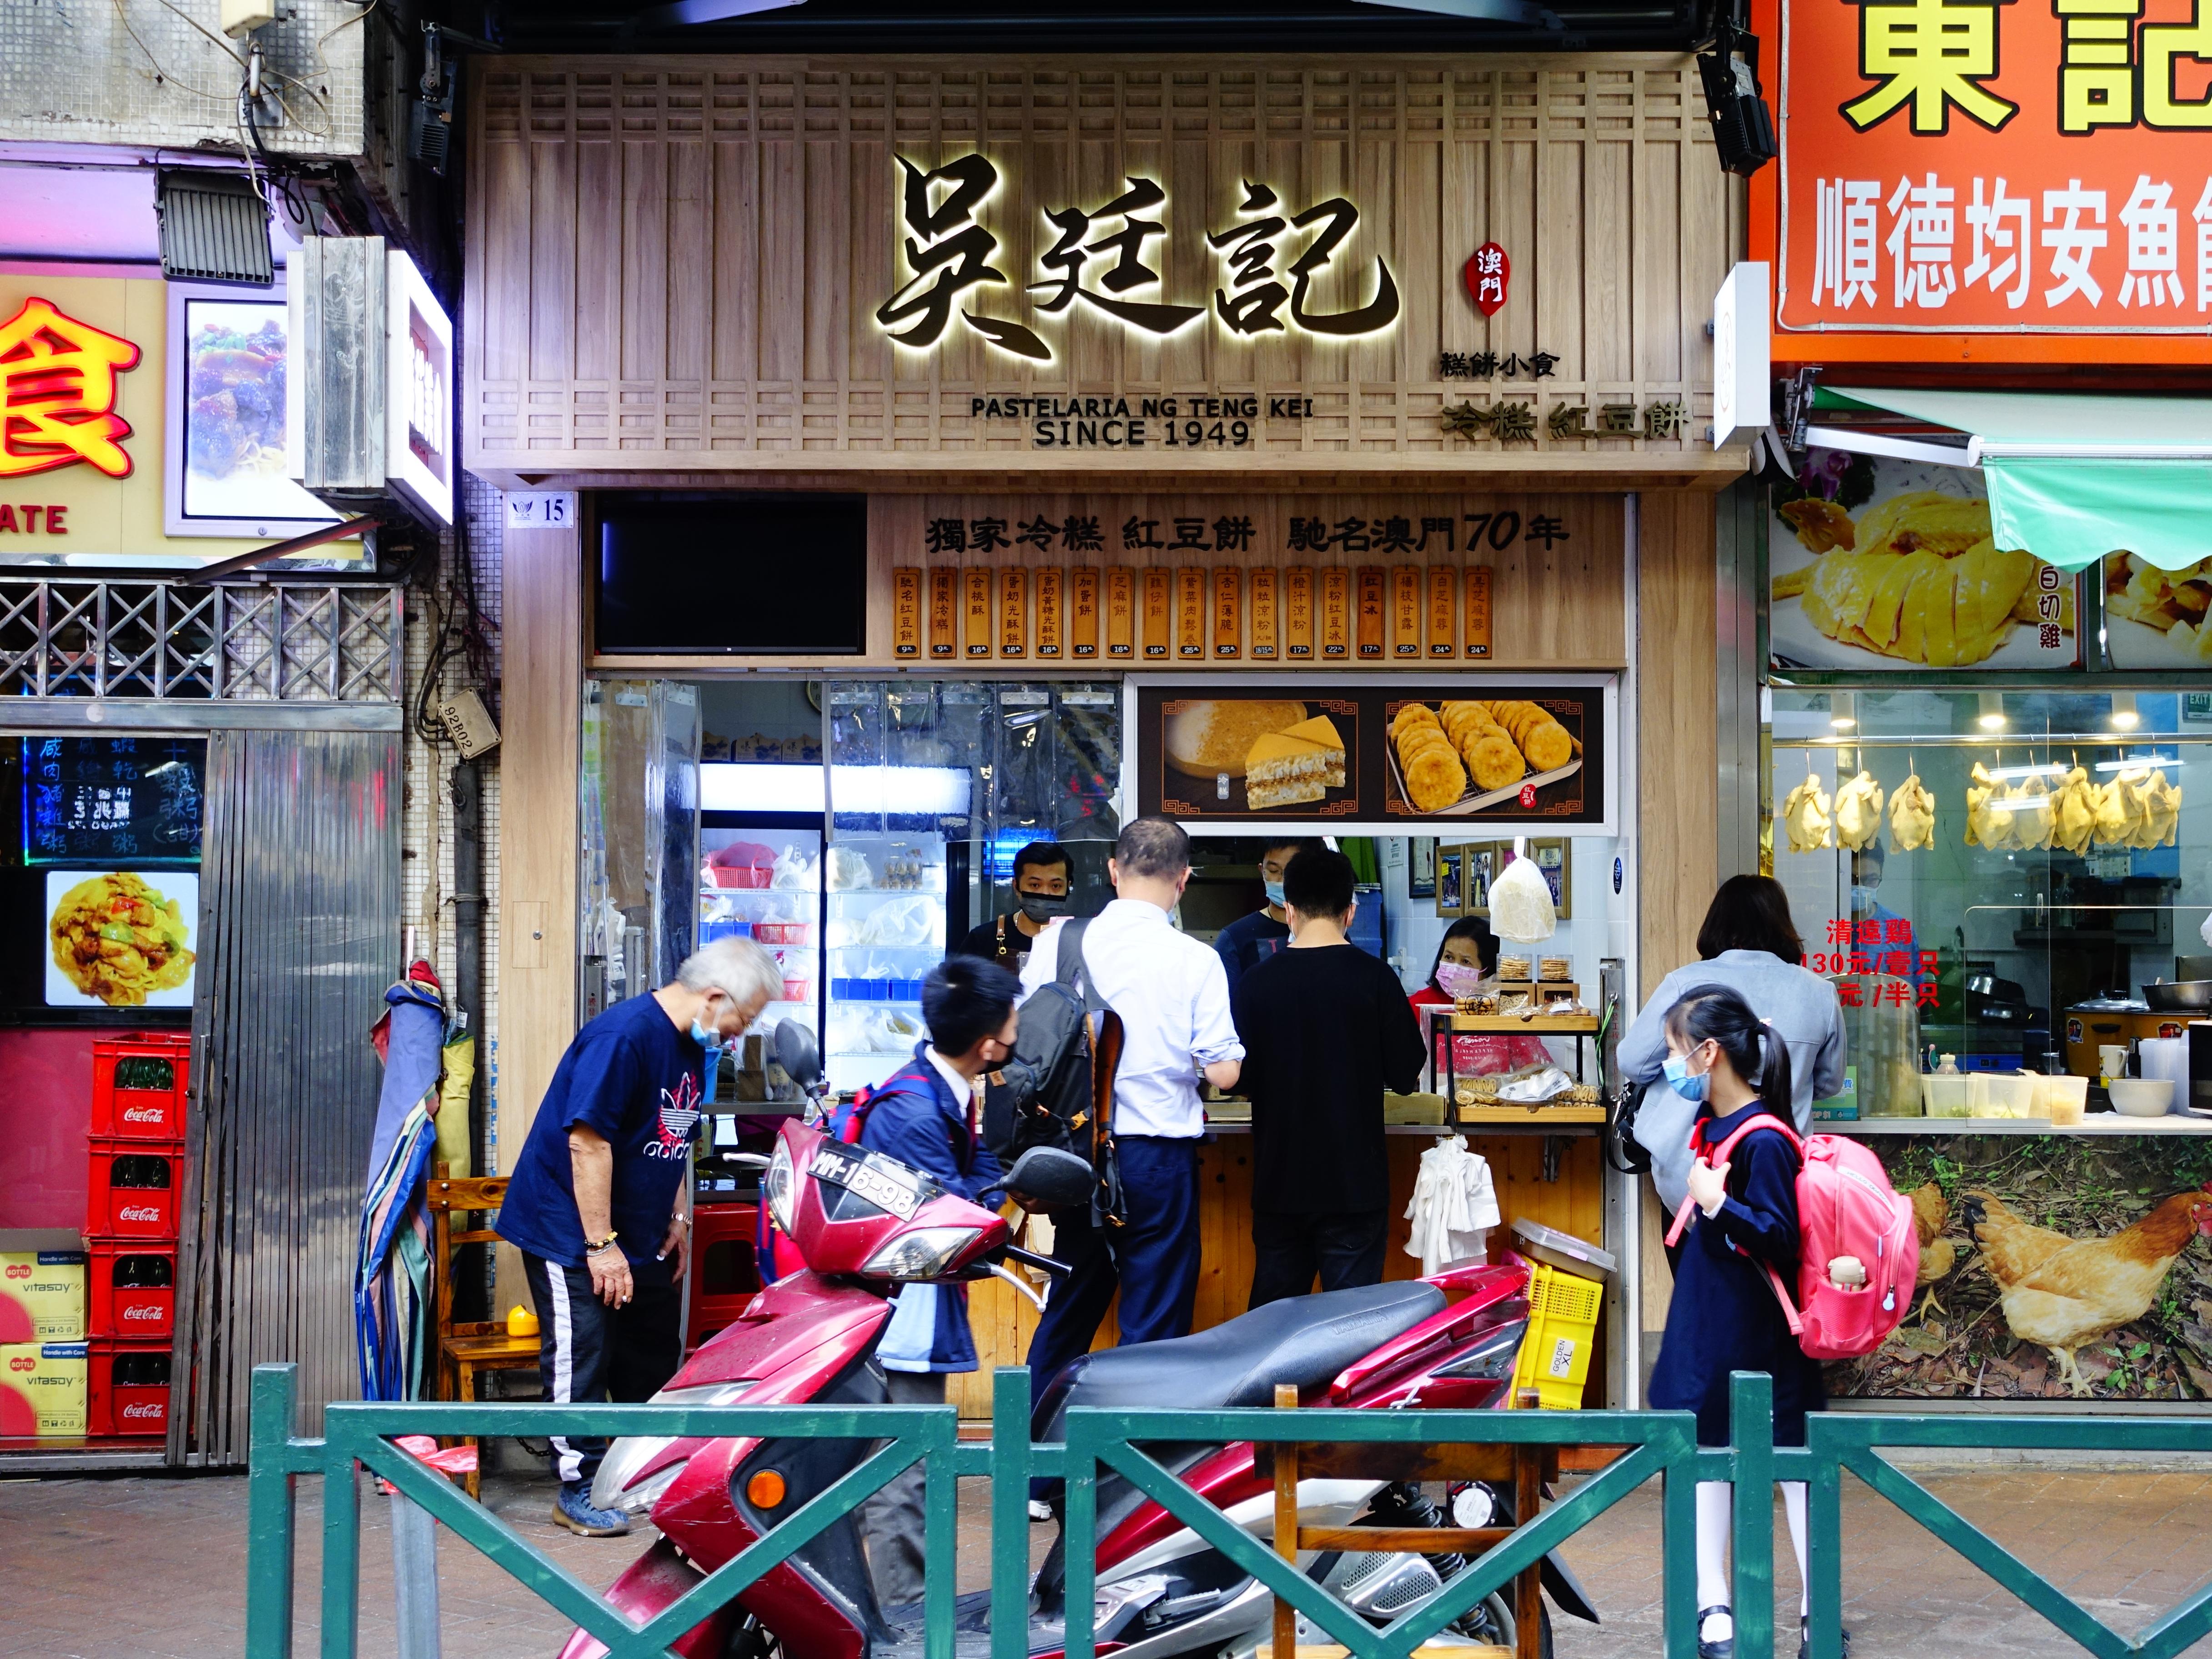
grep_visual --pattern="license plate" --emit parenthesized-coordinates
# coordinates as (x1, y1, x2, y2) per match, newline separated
(809, 1145, 924, 1219)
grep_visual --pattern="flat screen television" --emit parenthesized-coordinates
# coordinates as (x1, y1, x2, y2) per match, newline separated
(595, 494, 868, 655)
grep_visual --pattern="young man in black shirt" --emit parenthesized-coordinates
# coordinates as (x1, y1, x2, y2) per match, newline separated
(955, 840, 1071, 973)
(1231, 846, 1427, 1307)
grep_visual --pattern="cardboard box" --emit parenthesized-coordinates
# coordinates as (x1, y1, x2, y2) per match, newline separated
(0, 1341, 90, 1437)
(0, 1249, 88, 1343)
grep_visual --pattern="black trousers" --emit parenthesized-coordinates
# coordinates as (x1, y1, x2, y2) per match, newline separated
(522, 1252, 683, 1486)
(1248, 1208, 1390, 1309)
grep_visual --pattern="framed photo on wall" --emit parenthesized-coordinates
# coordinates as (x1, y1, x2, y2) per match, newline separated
(1436, 846, 1463, 916)
(1463, 844, 1497, 917)
(1408, 837, 1437, 899)
(1528, 837, 1571, 920)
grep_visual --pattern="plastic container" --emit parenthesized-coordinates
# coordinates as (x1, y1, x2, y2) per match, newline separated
(1509, 1218, 1618, 1283)
(90, 1034, 191, 1142)
(2046, 1076, 2089, 1126)
(85, 1141, 183, 1240)
(2108, 1078, 2176, 1117)
(85, 1341, 170, 1437)
(754, 923, 813, 945)
(708, 866, 772, 890)
(780, 979, 813, 1003)
(1511, 1262, 1604, 1410)
(85, 1240, 175, 1340)
(1921, 1075, 1971, 1118)
(1978, 1074, 2039, 1118)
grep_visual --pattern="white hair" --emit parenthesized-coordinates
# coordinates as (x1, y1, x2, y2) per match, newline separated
(677, 935, 783, 1007)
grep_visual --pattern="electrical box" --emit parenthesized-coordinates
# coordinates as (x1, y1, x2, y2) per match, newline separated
(436, 690, 502, 759)
(219, 0, 277, 39)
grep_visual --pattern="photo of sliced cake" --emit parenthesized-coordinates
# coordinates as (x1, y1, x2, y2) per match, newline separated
(1243, 714, 1347, 809)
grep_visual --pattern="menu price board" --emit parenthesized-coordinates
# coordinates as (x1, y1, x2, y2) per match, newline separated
(1133, 678, 1612, 830)
(22, 738, 205, 866)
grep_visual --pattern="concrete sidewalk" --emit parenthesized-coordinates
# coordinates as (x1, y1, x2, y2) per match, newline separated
(3, 1463, 2211, 1657)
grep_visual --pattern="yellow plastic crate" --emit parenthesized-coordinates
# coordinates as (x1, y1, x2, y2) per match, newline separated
(1511, 1262, 1604, 1409)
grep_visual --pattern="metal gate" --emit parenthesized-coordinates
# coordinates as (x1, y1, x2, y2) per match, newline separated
(173, 728, 403, 1464)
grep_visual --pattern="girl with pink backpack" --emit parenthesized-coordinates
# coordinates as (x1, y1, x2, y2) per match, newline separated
(1646, 985, 1838, 1659)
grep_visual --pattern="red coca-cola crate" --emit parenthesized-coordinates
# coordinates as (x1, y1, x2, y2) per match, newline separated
(85, 1239, 175, 1340)
(86, 1140, 184, 1240)
(90, 1034, 191, 1142)
(685, 1202, 761, 1345)
(87, 1341, 171, 1438)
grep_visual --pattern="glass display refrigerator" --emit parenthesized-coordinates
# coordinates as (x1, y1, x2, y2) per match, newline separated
(697, 814, 822, 1057)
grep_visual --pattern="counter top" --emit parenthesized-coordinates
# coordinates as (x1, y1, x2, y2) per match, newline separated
(1830, 1115, 2212, 1136)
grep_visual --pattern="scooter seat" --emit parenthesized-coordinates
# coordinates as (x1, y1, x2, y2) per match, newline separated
(1035, 1281, 1444, 1438)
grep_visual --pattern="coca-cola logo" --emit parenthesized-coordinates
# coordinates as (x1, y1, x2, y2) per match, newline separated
(8, 1356, 31, 1372)
(122, 1106, 166, 1123)
(118, 1205, 162, 1222)
(4, 1264, 29, 1280)
(122, 1304, 162, 1321)
(121, 1402, 163, 1419)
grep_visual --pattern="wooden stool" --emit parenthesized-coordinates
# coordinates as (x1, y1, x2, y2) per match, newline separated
(424, 1166, 536, 1498)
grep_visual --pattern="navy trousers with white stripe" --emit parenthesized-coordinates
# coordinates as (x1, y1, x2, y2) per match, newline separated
(522, 1253, 683, 1487)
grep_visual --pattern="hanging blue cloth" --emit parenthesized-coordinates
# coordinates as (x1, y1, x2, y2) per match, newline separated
(356, 965, 448, 1402)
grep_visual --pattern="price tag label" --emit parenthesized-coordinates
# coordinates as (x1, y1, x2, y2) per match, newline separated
(1249, 567, 1279, 660)
(1465, 564, 1494, 659)
(1212, 567, 1242, 658)
(1070, 566, 1100, 659)
(1035, 567, 1064, 658)
(964, 568, 993, 658)
(1356, 566, 1386, 659)
(999, 566, 1028, 658)
(1428, 566, 1457, 658)
(1142, 568, 1172, 659)
(892, 568, 922, 659)
(1176, 567, 1206, 659)
(929, 567, 958, 659)
(1392, 565, 1422, 658)
(1320, 567, 1350, 659)
(1285, 566, 1315, 659)
(1107, 567, 1136, 658)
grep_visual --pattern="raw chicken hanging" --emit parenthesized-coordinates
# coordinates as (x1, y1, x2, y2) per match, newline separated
(2137, 769, 2182, 848)
(1834, 770, 1885, 851)
(1965, 762, 1998, 848)
(1888, 771, 1935, 852)
(2011, 771, 2055, 851)
(2051, 766, 2097, 856)
(1782, 772, 1834, 852)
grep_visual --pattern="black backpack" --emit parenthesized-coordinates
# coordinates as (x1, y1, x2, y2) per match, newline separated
(981, 918, 1127, 1226)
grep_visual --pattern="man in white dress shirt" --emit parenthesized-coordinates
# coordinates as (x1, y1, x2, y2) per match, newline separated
(1018, 817, 1245, 1408)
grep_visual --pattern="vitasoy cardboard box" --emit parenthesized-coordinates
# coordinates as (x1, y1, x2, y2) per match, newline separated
(0, 1342, 89, 1437)
(0, 1240, 88, 1344)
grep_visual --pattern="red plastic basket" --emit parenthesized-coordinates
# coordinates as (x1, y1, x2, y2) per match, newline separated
(87, 1340, 171, 1438)
(686, 1202, 762, 1343)
(85, 1140, 184, 1240)
(85, 1239, 176, 1340)
(90, 1034, 190, 1142)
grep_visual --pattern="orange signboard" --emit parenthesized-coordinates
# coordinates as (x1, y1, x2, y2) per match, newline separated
(1759, 0, 2212, 361)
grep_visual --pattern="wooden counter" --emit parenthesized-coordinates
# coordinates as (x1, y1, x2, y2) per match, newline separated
(951, 1127, 1607, 1417)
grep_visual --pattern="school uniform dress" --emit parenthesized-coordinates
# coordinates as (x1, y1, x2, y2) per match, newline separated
(840, 1043, 1003, 1609)
(1646, 1101, 1826, 1448)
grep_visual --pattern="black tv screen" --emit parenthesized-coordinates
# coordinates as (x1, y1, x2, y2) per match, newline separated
(595, 494, 868, 654)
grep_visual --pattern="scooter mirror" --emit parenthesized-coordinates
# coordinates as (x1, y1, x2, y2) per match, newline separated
(774, 1018, 823, 1089)
(1004, 1146, 1093, 1211)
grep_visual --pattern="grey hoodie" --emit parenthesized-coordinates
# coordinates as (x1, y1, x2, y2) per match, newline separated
(1620, 949, 1848, 1212)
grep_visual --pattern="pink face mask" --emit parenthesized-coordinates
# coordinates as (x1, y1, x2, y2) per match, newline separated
(1436, 961, 1487, 997)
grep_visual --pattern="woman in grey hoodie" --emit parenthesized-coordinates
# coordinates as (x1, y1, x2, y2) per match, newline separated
(1622, 876, 1847, 1228)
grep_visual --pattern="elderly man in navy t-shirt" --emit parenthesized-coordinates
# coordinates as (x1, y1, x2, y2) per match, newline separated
(497, 935, 782, 1536)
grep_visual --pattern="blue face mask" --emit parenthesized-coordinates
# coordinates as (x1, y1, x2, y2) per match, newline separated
(1663, 1052, 1709, 1104)
(1265, 880, 1287, 907)
(691, 998, 724, 1050)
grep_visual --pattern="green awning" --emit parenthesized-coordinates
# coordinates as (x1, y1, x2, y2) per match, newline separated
(1815, 387, 2212, 574)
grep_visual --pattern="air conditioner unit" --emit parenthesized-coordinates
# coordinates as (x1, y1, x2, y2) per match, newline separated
(287, 237, 455, 529)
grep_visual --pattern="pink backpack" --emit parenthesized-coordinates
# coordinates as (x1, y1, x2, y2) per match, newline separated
(1664, 1115, 1917, 1361)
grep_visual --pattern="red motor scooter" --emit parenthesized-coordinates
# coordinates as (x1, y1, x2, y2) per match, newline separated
(559, 1036, 1596, 1659)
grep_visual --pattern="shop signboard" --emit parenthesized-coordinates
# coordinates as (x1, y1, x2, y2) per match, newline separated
(1830, 1134, 2212, 1403)
(1129, 676, 1614, 834)
(2103, 550, 2212, 667)
(20, 738, 204, 867)
(1758, 0, 2212, 362)
(0, 272, 358, 567)
(1768, 447, 2083, 671)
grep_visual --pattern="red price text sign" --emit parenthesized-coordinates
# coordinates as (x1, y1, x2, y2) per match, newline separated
(1758, 0, 2212, 362)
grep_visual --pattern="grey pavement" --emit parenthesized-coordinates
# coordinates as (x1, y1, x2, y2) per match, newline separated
(4, 1462, 2212, 1656)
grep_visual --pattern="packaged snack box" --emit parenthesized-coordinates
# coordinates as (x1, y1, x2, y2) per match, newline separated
(0, 1341, 90, 1437)
(0, 1247, 88, 1343)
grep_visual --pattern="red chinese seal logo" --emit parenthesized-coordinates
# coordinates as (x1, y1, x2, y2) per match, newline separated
(0, 296, 142, 480)
(1464, 242, 1510, 317)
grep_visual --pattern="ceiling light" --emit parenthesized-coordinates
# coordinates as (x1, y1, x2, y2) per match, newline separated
(2109, 692, 2140, 731)
(640, 0, 805, 21)
(1976, 691, 2006, 732)
(1829, 691, 1856, 731)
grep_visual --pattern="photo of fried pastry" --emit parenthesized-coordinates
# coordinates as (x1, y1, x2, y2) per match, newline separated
(1386, 697, 1584, 818)
(1770, 456, 2077, 669)
(1161, 698, 1352, 814)
(45, 871, 198, 1008)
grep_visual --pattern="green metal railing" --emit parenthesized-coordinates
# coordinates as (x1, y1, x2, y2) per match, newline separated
(246, 1361, 2212, 1659)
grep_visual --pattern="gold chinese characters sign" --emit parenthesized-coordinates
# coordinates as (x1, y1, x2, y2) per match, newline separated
(466, 56, 1737, 472)
(1758, 0, 2212, 359)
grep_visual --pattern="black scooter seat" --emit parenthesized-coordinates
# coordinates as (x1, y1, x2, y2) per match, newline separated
(1036, 1281, 1444, 1439)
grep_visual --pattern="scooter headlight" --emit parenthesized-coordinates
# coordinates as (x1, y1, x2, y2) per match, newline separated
(764, 1139, 797, 1238)
(590, 1380, 757, 1517)
(862, 1226, 985, 1280)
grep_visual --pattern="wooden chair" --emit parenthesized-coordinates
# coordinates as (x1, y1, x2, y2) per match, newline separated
(1257, 1385, 1552, 1659)
(425, 1164, 537, 1497)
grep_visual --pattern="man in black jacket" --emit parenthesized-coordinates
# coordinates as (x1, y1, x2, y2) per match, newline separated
(1231, 846, 1427, 1307)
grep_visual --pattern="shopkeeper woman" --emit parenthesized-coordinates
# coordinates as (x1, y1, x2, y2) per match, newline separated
(1407, 917, 1551, 1079)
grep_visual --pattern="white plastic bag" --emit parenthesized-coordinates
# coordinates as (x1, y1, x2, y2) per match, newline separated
(854, 894, 934, 948)
(825, 846, 874, 892)
(771, 845, 818, 890)
(1489, 853, 1558, 943)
